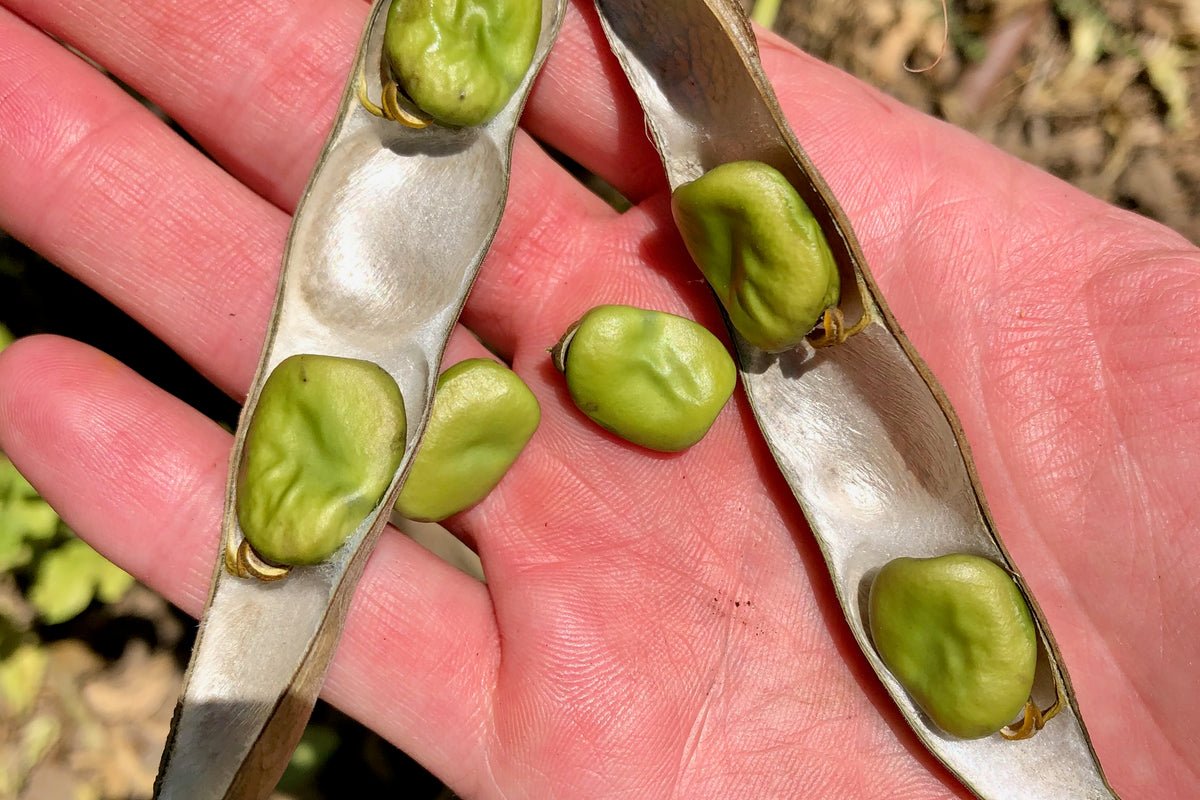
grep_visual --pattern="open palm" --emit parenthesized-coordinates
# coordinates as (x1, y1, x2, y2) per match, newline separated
(0, 1, 1197, 797)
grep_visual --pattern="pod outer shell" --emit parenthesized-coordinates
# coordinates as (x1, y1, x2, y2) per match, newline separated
(385, 0, 542, 127)
(671, 160, 840, 352)
(396, 358, 540, 522)
(237, 354, 407, 566)
(562, 304, 736, 452)
(868, 554, 1038, 739)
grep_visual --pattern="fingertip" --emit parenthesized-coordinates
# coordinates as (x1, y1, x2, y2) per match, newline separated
(0, 334, 120, 455)
(0, 335, 224, 614)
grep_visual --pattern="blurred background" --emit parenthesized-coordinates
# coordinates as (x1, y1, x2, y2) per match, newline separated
(1, 0, 1196, 797)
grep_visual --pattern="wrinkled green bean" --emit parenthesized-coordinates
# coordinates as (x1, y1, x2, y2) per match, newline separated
(671, 160, 840, 352)
(396, 358, 540, 522)
(383, 0, 542, 127)
(237, 354, 407, 566)
(868, 554, 1038, 739)
(553, 304, 736, 452)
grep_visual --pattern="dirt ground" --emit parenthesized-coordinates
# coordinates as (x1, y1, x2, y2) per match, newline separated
(2, 1, 1197, 798)
(773, 0, 1200, 243)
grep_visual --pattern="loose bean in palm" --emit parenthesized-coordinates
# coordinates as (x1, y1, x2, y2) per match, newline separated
(396, 358, 540, 522)
(553, 305, 736, 452)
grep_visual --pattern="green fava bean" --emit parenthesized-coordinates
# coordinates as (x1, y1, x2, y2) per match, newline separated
(671, 160, 840, 352)
(384, 0, 542, 127)
(554, 305, 736, 452)
(395, 358, 540, 522)
(868, 554, 1039, 739)
(237, 354, 407, 566)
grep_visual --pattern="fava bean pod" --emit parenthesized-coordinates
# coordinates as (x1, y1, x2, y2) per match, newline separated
(594, 0, 1120, 796)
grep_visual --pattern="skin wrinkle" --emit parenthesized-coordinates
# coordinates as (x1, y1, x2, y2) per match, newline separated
(519, 3, 667, 203)
(1079, 274, 1199, 780)
(311, 538, 500, 780)
(73, 123, 281, 390)
(491, 597, 612, 784)
(673, 657, 723, 797)
(342, 562, 487, 710)
(990, 348, 1100, 526)
(0, 341, 220, 613)
(202, 0, 355, 206)
(0, 44, 75, 172)
(0, 14, 283, 395)
(985, 241, 1200, 785)
(667, 573, 815, 798)
(974, 200, 1190, 786)
(125, 0, 224, 86)
(469, 138, 616, 352)
(8, 0, 357, 210)
(1, 67, 129, 240)
(482, 465, 782, 796)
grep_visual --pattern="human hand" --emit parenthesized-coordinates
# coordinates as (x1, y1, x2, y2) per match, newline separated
(0, 0, 1197, 797)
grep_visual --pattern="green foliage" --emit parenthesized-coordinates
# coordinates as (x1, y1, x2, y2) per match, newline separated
(1, 451, 134, 626)
(276, 724, 341, 796)
(0, 457, 60, 572)
(27, 538, 134, 625)
(0, 641, 48, 717)
(0, 324, 136, 624)
(749, 0, 781, 30)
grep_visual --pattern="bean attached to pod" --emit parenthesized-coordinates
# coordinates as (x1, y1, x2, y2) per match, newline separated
(552, 304, 736, 452)
(237, 354, 407, 567)
(671, 160, 841, 352)
(396, 358, 540, 522)
(382, 0, 542, 127)
(868, 554, 1039, 739)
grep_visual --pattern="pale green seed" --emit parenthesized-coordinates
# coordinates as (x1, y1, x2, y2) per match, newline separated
(868, 554, 1038, 739)
(555, 305, 736, 452)
(396, 358, 540, 522)
(671, 160, 840, 352)
(237, 354, 407, 566)
(384, 0, 542, 127)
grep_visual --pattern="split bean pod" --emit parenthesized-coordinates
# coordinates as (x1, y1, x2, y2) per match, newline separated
(553, 304, 736, 452)
(396, 358, 540, 522)
(237, 354, 407, 566)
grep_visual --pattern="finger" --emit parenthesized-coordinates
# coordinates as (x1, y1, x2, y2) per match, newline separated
(0, 8, 612, 396)
(4, 0, 366, 209)
(459, 133, 658, 360)
(0, 6, 282, 394)
(521, 0, 669, 202)
(0, 334, 499, 795)
(6, 0, 665, 208)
